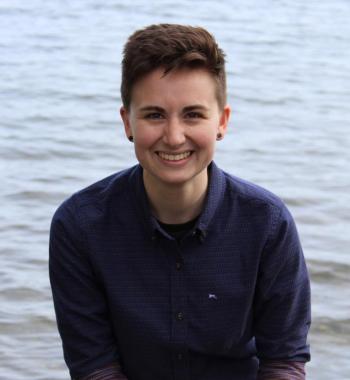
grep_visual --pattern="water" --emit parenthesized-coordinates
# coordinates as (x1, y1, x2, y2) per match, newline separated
(1, 0, 349, 378)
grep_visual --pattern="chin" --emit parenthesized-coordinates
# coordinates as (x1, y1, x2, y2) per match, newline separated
(156, 174, 194, 186)
(153, 167, 208, 187)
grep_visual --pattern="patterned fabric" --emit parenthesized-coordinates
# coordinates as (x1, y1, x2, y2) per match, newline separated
(76, 360, 306, 380)
(258, 360, 305, 379)
(50, 162, 311, 380)
(77, 364, 127, 380)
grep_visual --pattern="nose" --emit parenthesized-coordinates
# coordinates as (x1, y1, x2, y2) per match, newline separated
(162, 117, 186, 147)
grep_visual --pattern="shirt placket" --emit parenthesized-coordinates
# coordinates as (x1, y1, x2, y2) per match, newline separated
(168, 239, 189, 380)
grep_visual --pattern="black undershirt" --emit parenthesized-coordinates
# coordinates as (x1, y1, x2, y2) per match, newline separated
(158, 217, 198, 241)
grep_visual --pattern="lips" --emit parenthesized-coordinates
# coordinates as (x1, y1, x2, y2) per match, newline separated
(157, 151, 192, 161)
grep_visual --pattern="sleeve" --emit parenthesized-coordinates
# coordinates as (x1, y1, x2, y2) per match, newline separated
(78, 363, 128, 380)
(253, 203, 311, 363)
(258, 360, 305, 379)
(49, 197, 127, 379)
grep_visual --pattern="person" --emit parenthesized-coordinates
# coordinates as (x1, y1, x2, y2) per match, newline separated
(49, 24, 311, 380)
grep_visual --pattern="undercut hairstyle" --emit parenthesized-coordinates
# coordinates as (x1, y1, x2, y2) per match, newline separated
(121, 24, 227, 110)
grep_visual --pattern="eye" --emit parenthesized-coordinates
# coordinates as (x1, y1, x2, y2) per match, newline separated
(185, 111, 203, 119)
(145, 112, 164, 119)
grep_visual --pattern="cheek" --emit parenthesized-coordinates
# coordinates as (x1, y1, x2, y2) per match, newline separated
(134, 126, 160, 150)
(192, 128, 217, 148)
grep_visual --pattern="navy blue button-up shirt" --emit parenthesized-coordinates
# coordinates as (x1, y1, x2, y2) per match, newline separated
(49, 162, 311, 380)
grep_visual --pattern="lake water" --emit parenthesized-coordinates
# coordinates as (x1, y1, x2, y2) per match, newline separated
(1, 0, 349, 379)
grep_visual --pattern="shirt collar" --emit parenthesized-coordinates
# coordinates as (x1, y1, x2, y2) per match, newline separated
(196, 161, 226, 238)
(128, 162, 226, 242)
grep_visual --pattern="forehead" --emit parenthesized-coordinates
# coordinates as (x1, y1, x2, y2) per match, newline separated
(130, 68, 218, 108)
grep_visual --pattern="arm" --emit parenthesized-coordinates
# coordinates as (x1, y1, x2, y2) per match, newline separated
(77, 363, 128, 380)
(49, 197, 128, 379)
(254, 204, 311, 372)
(258, 360, 305, 380)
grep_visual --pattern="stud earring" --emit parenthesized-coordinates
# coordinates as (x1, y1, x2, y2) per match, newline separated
(216, 133, 223, 141)
(128, 136, 134, 142)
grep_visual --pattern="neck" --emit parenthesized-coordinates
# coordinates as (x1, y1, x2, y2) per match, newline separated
(143, 170, 208, 224)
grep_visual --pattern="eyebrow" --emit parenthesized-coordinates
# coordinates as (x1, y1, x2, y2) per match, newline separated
(138, 105, 209, 113)
(139, 106, 164, 113)
(182, 105, 209, 112)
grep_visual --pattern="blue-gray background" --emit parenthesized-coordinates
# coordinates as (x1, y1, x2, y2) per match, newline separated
(1, 0, 349, 379)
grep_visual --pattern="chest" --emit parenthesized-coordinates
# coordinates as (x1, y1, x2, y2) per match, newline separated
(89, 228, 262, 356)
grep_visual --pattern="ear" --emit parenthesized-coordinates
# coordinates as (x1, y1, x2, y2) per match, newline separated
(218, 105, 231, 137)
(120, 106, 132, 139)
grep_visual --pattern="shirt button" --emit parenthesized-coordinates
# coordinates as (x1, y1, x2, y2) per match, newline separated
(176, 312, 184, 321)
(176, 261, 182, 270)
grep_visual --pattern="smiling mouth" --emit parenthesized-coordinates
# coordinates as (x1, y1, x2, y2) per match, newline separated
(157, 151, 192, 161)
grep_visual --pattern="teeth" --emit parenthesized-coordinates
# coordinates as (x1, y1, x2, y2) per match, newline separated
(158, 151, 191, 161)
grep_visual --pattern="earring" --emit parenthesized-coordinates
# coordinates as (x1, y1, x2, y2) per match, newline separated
(128, 136, 134, 142)
(216, 133, 223, 141)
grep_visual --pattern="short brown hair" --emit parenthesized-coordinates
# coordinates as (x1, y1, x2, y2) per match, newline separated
(121, 24, 227, 110)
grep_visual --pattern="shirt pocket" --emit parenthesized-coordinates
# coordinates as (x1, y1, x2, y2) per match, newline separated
(187, 289, 253, 355)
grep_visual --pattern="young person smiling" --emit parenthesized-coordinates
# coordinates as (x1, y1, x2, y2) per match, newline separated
(120, 67, 230, 225)
(50, 24, 311, 380)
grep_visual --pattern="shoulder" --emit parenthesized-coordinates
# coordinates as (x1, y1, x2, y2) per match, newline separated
(215, 168, 298, 240)
(222, 169, 288, 213)
(221, 170, 303, 259)
(51, 165, 138, 227)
